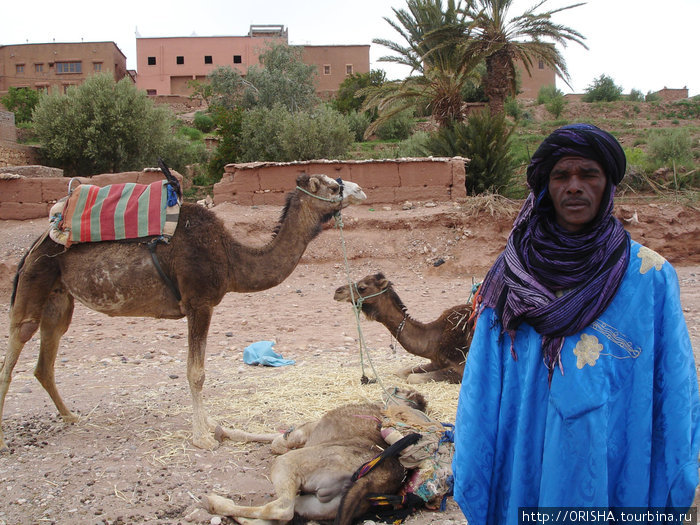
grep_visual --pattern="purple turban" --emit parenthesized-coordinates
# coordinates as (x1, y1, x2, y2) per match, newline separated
(476, 123, 630, 384)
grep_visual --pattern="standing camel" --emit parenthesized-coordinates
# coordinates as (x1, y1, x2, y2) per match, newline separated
(334, 273, 473, 383)
(0, 174, 365, 452)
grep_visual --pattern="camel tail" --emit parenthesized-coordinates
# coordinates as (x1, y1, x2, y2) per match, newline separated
(11, 229, 51, 307)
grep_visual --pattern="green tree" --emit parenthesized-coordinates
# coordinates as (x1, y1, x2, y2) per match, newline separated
(363, 0, 483, 133)
(239, 104, 352, 162)
(33, 74, 182, 176)
(582, 74, 623, 102)
(243, 43, 320, 111)
(332, 70, 386, 115)
(1, 87, 42, 123)
(460, 0, 587, 115)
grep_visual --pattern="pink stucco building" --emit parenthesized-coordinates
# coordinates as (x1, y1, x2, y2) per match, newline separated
(135, 25, 370, 99)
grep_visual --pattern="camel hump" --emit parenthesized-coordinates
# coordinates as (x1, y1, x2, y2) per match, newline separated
(48, 180, 181, 246)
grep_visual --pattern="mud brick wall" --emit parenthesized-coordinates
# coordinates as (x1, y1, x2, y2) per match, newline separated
(0, 169, 183, 221)
(0, 141, 40, 167)
(213, 158, 467, 206)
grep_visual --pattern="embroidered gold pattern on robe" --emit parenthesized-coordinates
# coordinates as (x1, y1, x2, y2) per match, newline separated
(638, 246, 666, 274)
(574, 333, 603, 369)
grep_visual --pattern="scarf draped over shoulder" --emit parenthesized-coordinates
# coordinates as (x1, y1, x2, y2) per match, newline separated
(476, 123, 630, 382)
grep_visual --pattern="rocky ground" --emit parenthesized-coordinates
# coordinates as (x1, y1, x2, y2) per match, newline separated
(0, 196, 698, 525)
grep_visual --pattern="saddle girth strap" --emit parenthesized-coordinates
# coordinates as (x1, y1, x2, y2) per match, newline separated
(147, 237, 182, 302)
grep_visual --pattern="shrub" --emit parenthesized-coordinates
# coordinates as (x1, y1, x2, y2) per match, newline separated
(628, 89, 644, 102)
(423, 109, 517, 195)
(239, 104, 353, 162)
(645, 92, 661, 102)
(536, 85, 563, 105)
(504, 97, 523, 120)
(582, 75, 623, 102)
(0, 86, 41, 123)
(545, 96, 567, 119)
(396, 131, 431, 157)
(32, 74, 191, 176)
(193, 111, 215, 133)
(375, 110, 414, 141)
(345, 110, 371, 142)
(647, 128, 694, 169)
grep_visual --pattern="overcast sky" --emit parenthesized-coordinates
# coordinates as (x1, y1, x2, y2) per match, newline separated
(2, 0, 698, 96)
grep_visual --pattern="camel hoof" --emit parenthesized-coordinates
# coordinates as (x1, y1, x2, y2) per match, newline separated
(61, 413, 80, 424)
(192, 433, 219, 451)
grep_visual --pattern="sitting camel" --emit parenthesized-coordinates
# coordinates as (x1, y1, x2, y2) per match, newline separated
(0, 174, 365, 452)
(203, 388, 431, 524)
(334, 273, 474, 384)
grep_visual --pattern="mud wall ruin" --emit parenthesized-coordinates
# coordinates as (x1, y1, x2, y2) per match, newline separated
(213, 158, 467, 206)
(0, 158, 467, 220)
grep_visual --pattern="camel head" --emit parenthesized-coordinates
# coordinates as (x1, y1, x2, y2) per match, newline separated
(334, 273, 391, 304)
(296, 174, 366, 209)
(334, 273, 399, 322)
(382, 386, 428, 412)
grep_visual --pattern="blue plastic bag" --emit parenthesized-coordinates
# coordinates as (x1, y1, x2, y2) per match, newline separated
(243, 340, 295, 367)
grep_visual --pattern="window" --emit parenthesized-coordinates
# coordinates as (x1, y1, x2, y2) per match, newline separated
(176, 56, 184, 65)
(93, 62, 102, 72)
(56, 62, 82, 74)
(36, 85, 49, 94)
(538, 60, 544, 70)
(146, 89, 157, 96)
(204, 55, 213, 64)
(147, 56, 156, 65)
(233, 55, 242, 64)
(35, 63, 44, 73)
(16, 64, 24, 74)
(346, 64, 353, 75)
(323, 64, 331, 75)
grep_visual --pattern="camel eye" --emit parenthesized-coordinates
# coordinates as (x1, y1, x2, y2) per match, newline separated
(358, 285, 367, 293)
(330, 185, 339, 194)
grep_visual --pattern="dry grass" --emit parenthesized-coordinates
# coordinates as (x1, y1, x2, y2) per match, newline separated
(138, 348, 461, 466)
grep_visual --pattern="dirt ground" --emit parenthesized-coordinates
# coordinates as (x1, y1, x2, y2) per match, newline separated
(0, 196, 698, 525)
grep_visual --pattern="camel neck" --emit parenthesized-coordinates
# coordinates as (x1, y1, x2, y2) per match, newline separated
(225, 198, 327, 292)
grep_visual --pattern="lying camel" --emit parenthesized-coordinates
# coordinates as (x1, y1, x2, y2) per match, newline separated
(203, 388, 429, 524)
(334, 273, 474, 383)
(0, 174, 365, 452)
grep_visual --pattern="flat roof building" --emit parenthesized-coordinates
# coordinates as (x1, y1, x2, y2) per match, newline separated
(0, 41, 129, 95)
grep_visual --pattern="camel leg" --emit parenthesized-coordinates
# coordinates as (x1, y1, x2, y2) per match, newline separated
(0, 254, 58, 451)
(203, 452, 301, 521)
(397, 360, 441, 379)
(215, 425, 279, 444)
(34, 286, 76, 422)
(406, 367, 461, 384)
(0, 319, 39, 451)
(186, 305, 218, 450)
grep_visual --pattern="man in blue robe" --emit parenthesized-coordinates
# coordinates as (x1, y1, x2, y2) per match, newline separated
(452, 123, 700, 524)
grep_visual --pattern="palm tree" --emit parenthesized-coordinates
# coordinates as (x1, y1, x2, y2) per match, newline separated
(461, 0, 587, 114)
(362, 0, 483, 134)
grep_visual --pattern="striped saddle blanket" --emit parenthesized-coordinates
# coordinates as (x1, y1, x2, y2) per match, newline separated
(49, 180, 181, 246)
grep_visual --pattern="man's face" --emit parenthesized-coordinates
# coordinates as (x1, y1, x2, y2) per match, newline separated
(548, 156, 607, 232)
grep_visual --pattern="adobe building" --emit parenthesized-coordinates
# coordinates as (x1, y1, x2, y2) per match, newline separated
(0, 42, 130, 95)
(516, 59, 556, 100)
(135, 25, 369, 99)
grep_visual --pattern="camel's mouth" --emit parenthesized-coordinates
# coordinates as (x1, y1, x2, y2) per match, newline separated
(341, 180, 366, 206)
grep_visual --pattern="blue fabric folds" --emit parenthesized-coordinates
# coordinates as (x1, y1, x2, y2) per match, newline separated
(243, 341, 295, 367)
(452, 241, 700, 524)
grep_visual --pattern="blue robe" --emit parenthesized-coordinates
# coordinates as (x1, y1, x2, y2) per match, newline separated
(453, 240, 700, 524)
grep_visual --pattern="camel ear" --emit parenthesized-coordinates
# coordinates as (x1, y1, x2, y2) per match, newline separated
(308, 176, 320, 194)
(378, 277, 390, 290)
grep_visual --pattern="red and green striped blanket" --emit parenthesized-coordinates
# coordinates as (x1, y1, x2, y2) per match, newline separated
(50, 181, 180, 246)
